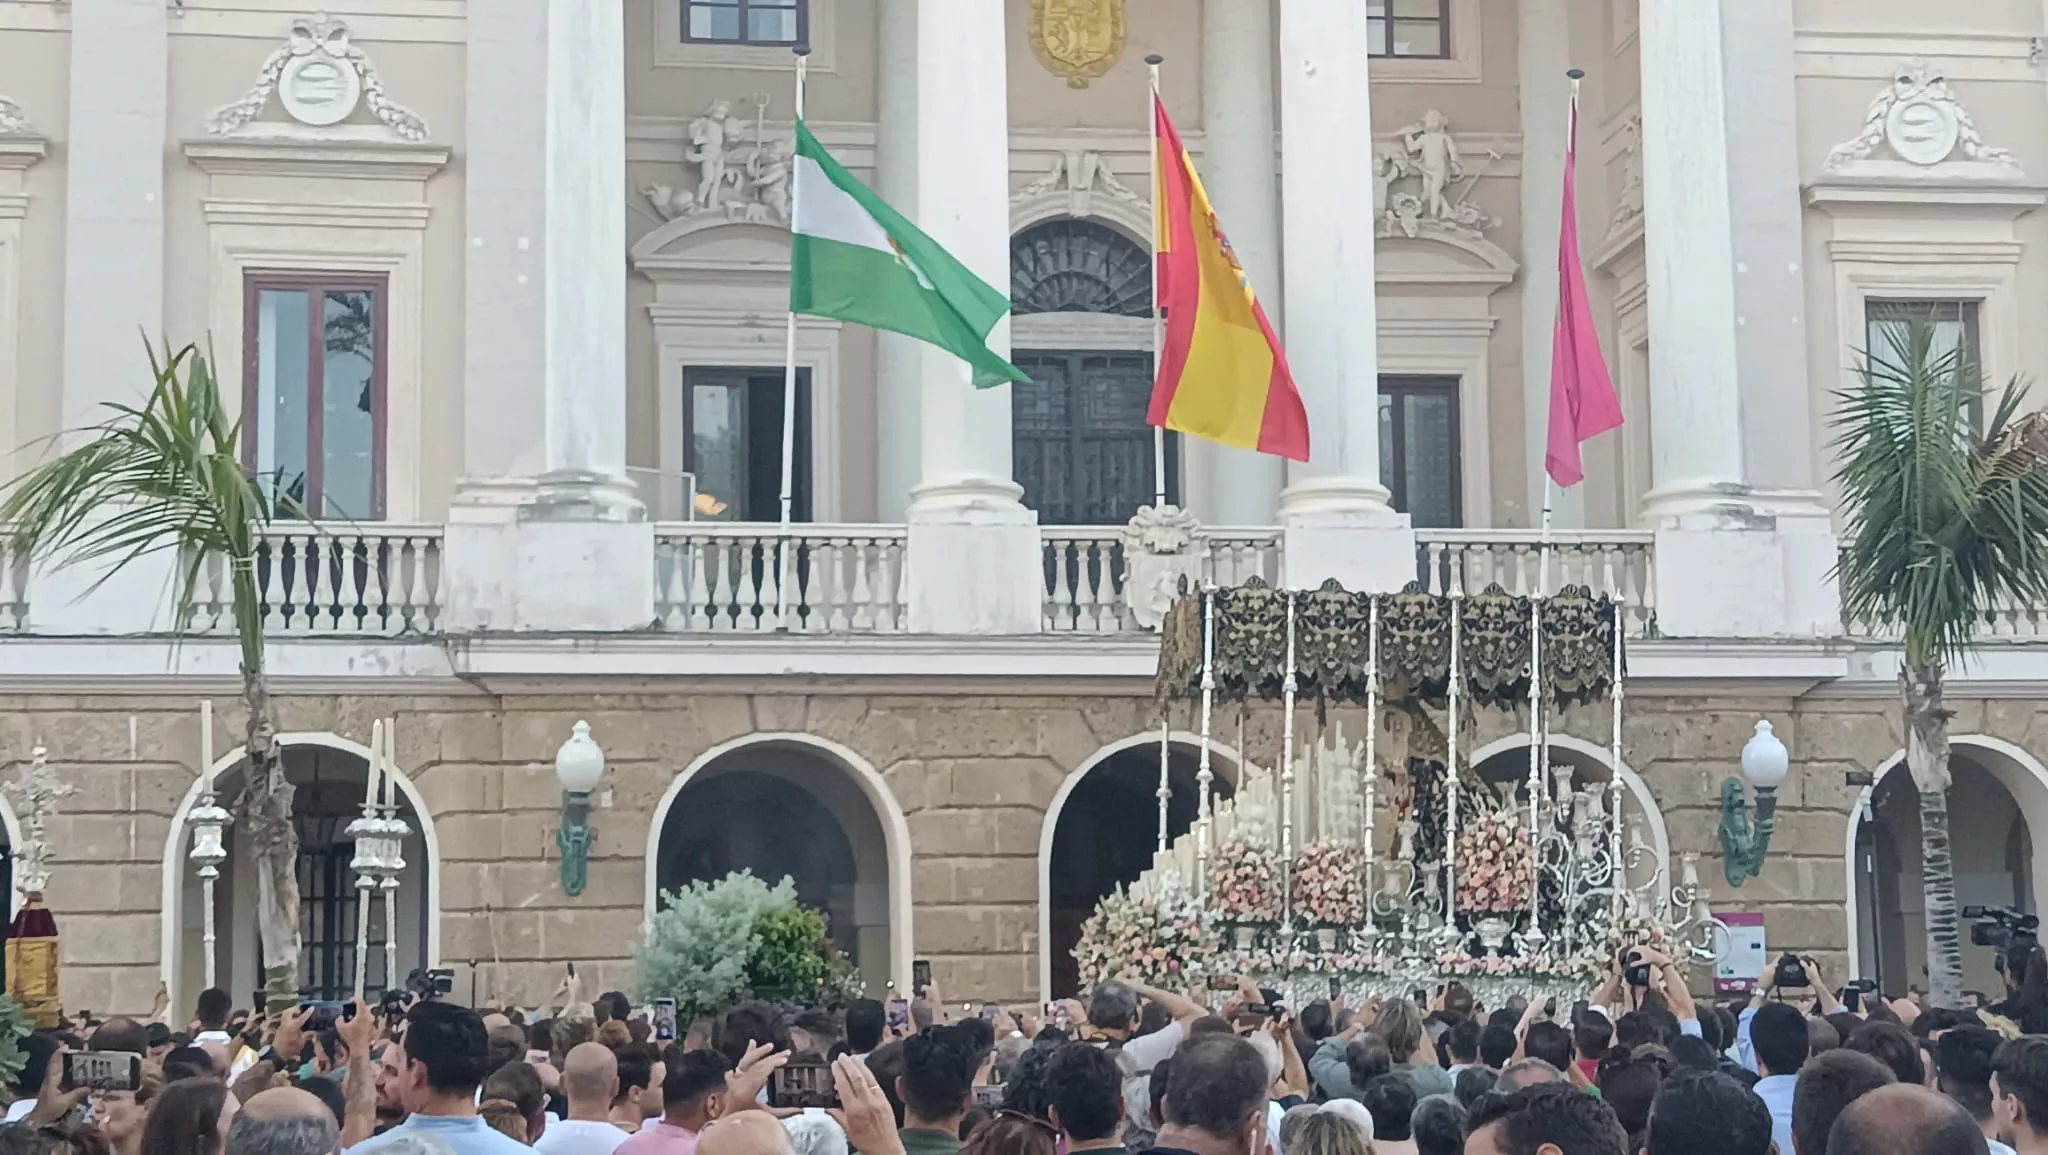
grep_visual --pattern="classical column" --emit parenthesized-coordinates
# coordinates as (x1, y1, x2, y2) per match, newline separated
(1276, 0, 1414, 591)
(37, 0, 173, 634)
(1516, 0, 1583, 528)
(444, 0, 651, 633)
(903, 0, 1041, 633)
(874, 0, 920, 522)
(1190, 0, 1285, 527)
(1639, 0, 1836, 637)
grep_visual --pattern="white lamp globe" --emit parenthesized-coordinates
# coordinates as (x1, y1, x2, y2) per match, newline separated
(555, 720, 607, 793)
(1741, 719, 1790, 789)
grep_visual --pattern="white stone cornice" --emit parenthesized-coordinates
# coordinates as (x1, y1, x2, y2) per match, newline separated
(182, 135, 450, 182)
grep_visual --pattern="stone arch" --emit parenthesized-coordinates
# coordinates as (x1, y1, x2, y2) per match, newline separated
(1465, 733, 1671, 892)
(644, 732, 914, 995)
(157, 731, 442, 1007)
(1846, 735, 2048, 985)
(1009, 193, 1152, 252)
(1010, 218, 1153, 318)
(1037, 731, 1249, 999)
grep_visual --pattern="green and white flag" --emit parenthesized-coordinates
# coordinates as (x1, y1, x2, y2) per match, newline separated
(789, 119, 1028, 387)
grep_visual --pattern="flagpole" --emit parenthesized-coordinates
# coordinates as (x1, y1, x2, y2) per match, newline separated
(1147, 54, 1167, 510)
(1540, 67, 1585, 600)
(776, 47, 811, 629)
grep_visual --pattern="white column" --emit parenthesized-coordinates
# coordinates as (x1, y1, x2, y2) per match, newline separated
(903, 0, 1041, 633)
(443, 0, 651, 633)
(1640, 0, 1836, 637)
(1191, 0, 1285, 527)
(36, 0, 175, 634)
(1516, 0, 1584, 528)
(874, 0, 920, 522)
(1276, 0, 1414, 591)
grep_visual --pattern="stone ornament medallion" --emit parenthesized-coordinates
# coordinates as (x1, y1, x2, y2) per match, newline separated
(1884, 93, 1959, 167)
(279, 48, 362, 126)
(1030, 0, 1125, 89)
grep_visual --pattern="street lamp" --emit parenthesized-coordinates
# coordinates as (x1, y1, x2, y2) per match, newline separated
(1719, 719, 1790, 886)
(555, 721, 606, 898)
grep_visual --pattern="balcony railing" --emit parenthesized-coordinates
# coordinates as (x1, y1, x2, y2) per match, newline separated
(1415, 530, 1658, 637)
(187, 525, 445, 636)
(1041, 526, 1283, 633)
(654, 524, 909, 632)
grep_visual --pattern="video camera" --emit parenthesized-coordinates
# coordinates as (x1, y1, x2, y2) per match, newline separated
(1965, 905, 2039, 970)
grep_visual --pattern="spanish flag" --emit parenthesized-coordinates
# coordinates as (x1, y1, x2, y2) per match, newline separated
(1147, 94, 1310, 462)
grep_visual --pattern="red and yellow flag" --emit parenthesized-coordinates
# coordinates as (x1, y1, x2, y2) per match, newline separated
(1147, 94, 1309, 462)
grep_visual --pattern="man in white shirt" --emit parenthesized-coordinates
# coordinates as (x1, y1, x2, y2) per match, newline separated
(1080, 977, 1206, 1076)
(533, 1044, 630, 1155)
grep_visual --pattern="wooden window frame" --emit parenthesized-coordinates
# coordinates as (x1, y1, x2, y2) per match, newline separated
(241, 272, 390, 521)
(681, 0, 809, 47)
(1379, 374, 1463, 528)
(1369, 0, 1451, 60)
(1864, 297, 1984, 429)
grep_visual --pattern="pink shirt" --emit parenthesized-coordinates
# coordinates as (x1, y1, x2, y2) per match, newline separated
(615, 1122, 698, 1155)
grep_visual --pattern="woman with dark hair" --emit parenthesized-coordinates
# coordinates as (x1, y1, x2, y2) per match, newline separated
(138, 1078, 233, 1155)
(958, 1111, 1056, 1155)
(1595, 1054, 1666, 1150)
(1990, 942, 2048, 1034)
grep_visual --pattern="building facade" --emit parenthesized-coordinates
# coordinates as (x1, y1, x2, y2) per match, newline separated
(0, 0, 2046, 1013)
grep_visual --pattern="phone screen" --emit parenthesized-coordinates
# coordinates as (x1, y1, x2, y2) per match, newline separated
(63, 1051, 141, 1093)
(981, 1001, 1000, 1022)
(766, 1062, 839, 1110)
(912, 959, 932, 993)
(1044, 1001, 1069, 1032)
(525, 1048, 551, 1067)
(653, 998, 677, 1041)
(888, 998, 910, 1033)
(1327, 977, 1341, 1000)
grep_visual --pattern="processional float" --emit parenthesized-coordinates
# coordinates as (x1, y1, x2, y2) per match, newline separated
(1077, 577, 1728, 1007)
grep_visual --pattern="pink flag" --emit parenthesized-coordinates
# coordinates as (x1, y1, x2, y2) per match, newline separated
(1545, 94, 1624, 489)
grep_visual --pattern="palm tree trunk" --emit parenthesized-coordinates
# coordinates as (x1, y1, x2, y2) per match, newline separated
(238, 667, 302, 1012)
(1904, 664, 1965, 1009)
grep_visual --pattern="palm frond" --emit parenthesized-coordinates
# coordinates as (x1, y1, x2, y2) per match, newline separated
(0, 338, 290, 675)
(1831, 320, 2048, 671)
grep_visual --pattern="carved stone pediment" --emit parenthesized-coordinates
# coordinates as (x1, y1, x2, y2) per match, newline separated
(0, 95, 34, 138)
(1822, 60, 2021, 180)
(208, 14, 429, 142)
(643, 96, 792, 228)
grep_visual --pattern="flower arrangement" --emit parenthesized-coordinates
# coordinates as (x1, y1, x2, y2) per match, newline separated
(1455, 809, 1534, 915)
(1291, 842, 1367, 926)
(1211, 840, 1283, 922)
(1074, 881, 1218, 987)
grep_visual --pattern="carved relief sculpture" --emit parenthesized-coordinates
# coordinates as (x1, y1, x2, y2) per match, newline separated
(1606, 113, 1643, 239)
(645, 95, 794, 226)
(1373, 110, 1501, 241)
(1823, 60, 2020, 173)
(208, 14, 428, 141)
(0, 96, 33, 137)
(1030, 0, 1126, 90)
(1119, 504, 1205, 632)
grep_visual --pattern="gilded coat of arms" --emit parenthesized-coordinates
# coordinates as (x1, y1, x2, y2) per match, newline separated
(1030, 0, 1126, 89)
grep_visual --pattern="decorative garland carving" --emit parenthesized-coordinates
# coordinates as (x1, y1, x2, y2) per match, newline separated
(207, 15, 428, 142)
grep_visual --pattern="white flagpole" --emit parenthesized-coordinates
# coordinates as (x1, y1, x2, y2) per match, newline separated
(1540, 68, 1585, 599)
(1147, 54, 1167, 510)
(776, 47, 811, 628)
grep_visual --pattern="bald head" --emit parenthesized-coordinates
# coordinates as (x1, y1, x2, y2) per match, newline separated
(698, 1112, 795, 1155)
(227, 1090, 340, 1155)
(1825, 1084, 1989, 1155)
(563, 1042, 621, 1109)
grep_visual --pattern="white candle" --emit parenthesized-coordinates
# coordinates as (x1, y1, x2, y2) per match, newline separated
(382, 718, 396, 809)
(200, 700, 215, 794)
(367, 720, 384, 810)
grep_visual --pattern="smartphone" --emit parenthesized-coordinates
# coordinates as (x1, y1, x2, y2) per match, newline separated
(653, 997, 677, 1042)
(566, 962, 577, 978)
(299, 1000, 346, 1033)
(912, 959, 932, 993)
(981, 1001, 1000, 1022)
(63, 1051, 141, 1093)
(1327, 976, 1342, 1000)
(971, 1085, 1005, 1108)
(1412, 988, 1427, 1007)
(1043, 1000, 1067, 1032)
(888, 998, 910, 1034)
(767, 1061, 840, 1110)
(1205, 975, 1237, 991)
(525, 1048, 551, 1067)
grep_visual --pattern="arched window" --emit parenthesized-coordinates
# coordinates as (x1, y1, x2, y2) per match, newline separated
(1010, 219, 1176, 526)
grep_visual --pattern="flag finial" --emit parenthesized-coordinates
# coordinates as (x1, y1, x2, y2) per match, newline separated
(1566, 67, 1585, 80)
(1145, 54, 1164, 66)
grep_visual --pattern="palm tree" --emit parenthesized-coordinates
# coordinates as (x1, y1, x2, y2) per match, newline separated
(1833, 321, 2048, 1010)
(1, 341, 306, 1009)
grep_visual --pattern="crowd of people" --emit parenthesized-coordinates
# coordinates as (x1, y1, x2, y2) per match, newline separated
(6, 939, 2048, 1155)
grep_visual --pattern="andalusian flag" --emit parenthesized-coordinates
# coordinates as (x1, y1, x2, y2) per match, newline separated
(1147, 94, 1310, 461)
(789, 119, 1028, 387)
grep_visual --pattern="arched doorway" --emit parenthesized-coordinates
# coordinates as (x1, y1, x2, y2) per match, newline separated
(1010, 217, 1176, 525)
(1040, 735, 1240, 998)
(1851, 739, 2048, 997)
(164, 736, 436, 1014)
(647, 736, 906, 993)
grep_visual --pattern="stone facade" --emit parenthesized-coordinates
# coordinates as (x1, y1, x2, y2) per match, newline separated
(1, 681, 2035, 1013)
